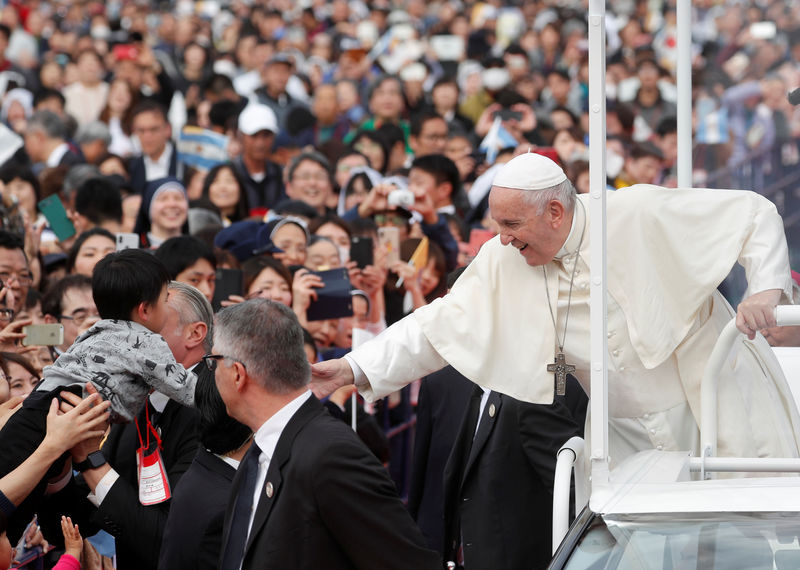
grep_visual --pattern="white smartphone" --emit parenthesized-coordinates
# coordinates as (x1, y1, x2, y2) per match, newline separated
(116, 233, 139, 251)
(22, 323, 64, 346)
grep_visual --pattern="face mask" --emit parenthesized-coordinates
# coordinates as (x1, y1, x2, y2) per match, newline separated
(482, 68, 510, 91)
(606, 148, 624, 179)
(337, 245, 350, 264)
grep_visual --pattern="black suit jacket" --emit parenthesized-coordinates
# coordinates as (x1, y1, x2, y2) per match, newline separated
(58, 148, 84, 168)
(128, 143, 182, 195)
(408, 367, 474, 553)
(158, 447, 235, 570)
(219, 395, 440, 570)
(94, 367, 204, 570)
(443, 377, 587, 570)
(231, 155, 285, 211)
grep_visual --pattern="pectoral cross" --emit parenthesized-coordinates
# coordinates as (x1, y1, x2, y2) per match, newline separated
(548, 352, 575, 396)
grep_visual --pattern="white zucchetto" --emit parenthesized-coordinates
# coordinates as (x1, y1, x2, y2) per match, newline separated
(493, 152, 567, 191)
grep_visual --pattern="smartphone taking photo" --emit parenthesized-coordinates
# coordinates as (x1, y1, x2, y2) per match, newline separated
(306, 268, 354, 321)
(350, 236, 374, 269)
(22, 323, 64, 346)
(212, 268, 243, 311)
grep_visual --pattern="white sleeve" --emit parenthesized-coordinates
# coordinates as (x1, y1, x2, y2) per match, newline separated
(86, 468, 120, 506)
(345, 313, 448, 402)
(739, 196, 793, 300)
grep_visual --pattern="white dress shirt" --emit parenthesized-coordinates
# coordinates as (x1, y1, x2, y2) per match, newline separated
(244, 390, 312, 543)
(143, 143, 173, 181)
(46, 143, 70, 167)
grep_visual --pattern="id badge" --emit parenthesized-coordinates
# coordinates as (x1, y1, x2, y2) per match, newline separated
(136, 446, 171, 505)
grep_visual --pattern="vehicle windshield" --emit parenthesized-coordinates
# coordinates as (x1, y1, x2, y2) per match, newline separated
(564, 512, 800, 570)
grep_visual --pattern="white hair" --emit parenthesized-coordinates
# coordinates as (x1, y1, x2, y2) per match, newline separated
(520, 178, 576, 215)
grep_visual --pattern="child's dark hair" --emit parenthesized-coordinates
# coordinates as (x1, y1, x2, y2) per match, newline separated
(92, 249, 171, 320)
(410, 154, 461, 199)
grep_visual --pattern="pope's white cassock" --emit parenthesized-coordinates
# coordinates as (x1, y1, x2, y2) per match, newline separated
(344, 154, 800, 465)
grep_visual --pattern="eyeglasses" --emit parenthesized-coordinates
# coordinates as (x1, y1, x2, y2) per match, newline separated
(58, 309, 101, 327)
(292, 172, 330, 183)
(374, 214, 409, 227)
(421, 133, 448, 142)
(0, 271, 33, 287)
(202, 353, 246, 372)
(354, 141, 381, 152)
(0, 308, 14, 322)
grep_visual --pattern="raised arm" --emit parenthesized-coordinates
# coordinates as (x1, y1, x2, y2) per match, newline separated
(0, 395, 109, 510)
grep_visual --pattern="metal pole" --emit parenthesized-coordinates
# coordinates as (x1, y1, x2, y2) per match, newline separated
(588, 0, 609, 486)
(676, 0, 692, 186)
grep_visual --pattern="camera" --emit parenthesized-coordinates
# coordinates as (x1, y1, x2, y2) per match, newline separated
(387, 188, 415, 208)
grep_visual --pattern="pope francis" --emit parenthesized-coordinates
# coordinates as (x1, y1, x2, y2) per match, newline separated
(312, 152, 800, 465)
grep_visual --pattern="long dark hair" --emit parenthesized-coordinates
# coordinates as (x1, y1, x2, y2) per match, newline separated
(201, 163, 250, 222)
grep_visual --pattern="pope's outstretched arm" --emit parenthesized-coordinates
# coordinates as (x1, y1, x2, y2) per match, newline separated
(311, 314, 448, 400)
(311, 358, 354, 398)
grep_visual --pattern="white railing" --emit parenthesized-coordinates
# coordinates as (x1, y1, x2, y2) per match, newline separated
(552, 436, 587, 554)
(699, 305, 800, 478)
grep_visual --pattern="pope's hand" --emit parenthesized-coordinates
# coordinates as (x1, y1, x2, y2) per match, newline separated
(310, 358, 355, 398)
(736, 288, 782, 339)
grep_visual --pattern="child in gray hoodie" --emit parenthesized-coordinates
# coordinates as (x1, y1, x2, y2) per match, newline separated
(0, 249, 196, 500)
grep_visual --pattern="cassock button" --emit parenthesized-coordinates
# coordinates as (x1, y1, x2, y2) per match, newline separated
(265, 482, 274, 498)
(488, 404, 496, 418)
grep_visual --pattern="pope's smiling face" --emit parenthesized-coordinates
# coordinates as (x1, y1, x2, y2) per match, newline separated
(489, 186, 570, 267)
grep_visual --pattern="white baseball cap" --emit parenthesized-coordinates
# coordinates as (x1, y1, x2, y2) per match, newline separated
(238, 103, 279, 136)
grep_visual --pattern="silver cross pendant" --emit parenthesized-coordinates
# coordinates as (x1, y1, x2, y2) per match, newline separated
(547, 352, 576, 396)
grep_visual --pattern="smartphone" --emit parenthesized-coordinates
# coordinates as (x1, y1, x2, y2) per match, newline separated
(350, 236, 374, 269)
(494, 109, 523, 122)
(38, 195, 76, 242)
(306, 268, 354, 322)
(115, 233, 139, 251)
(377, 227, 400, 267)
(212, 268, 243, 311)
(22, 323, 64, 346)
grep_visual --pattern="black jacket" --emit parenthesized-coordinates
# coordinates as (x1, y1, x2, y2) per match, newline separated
(442, 376, 587, 570)
(408, 367, 474, 553)
(219, 395, 440, 570)
(158, 447, 235, 570)
(128, 143, 183, 196)
(231, 155, 285, 212)
(94, 371, 203, 570)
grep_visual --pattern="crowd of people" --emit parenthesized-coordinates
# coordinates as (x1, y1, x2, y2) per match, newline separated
(0, 0, 797, 569)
